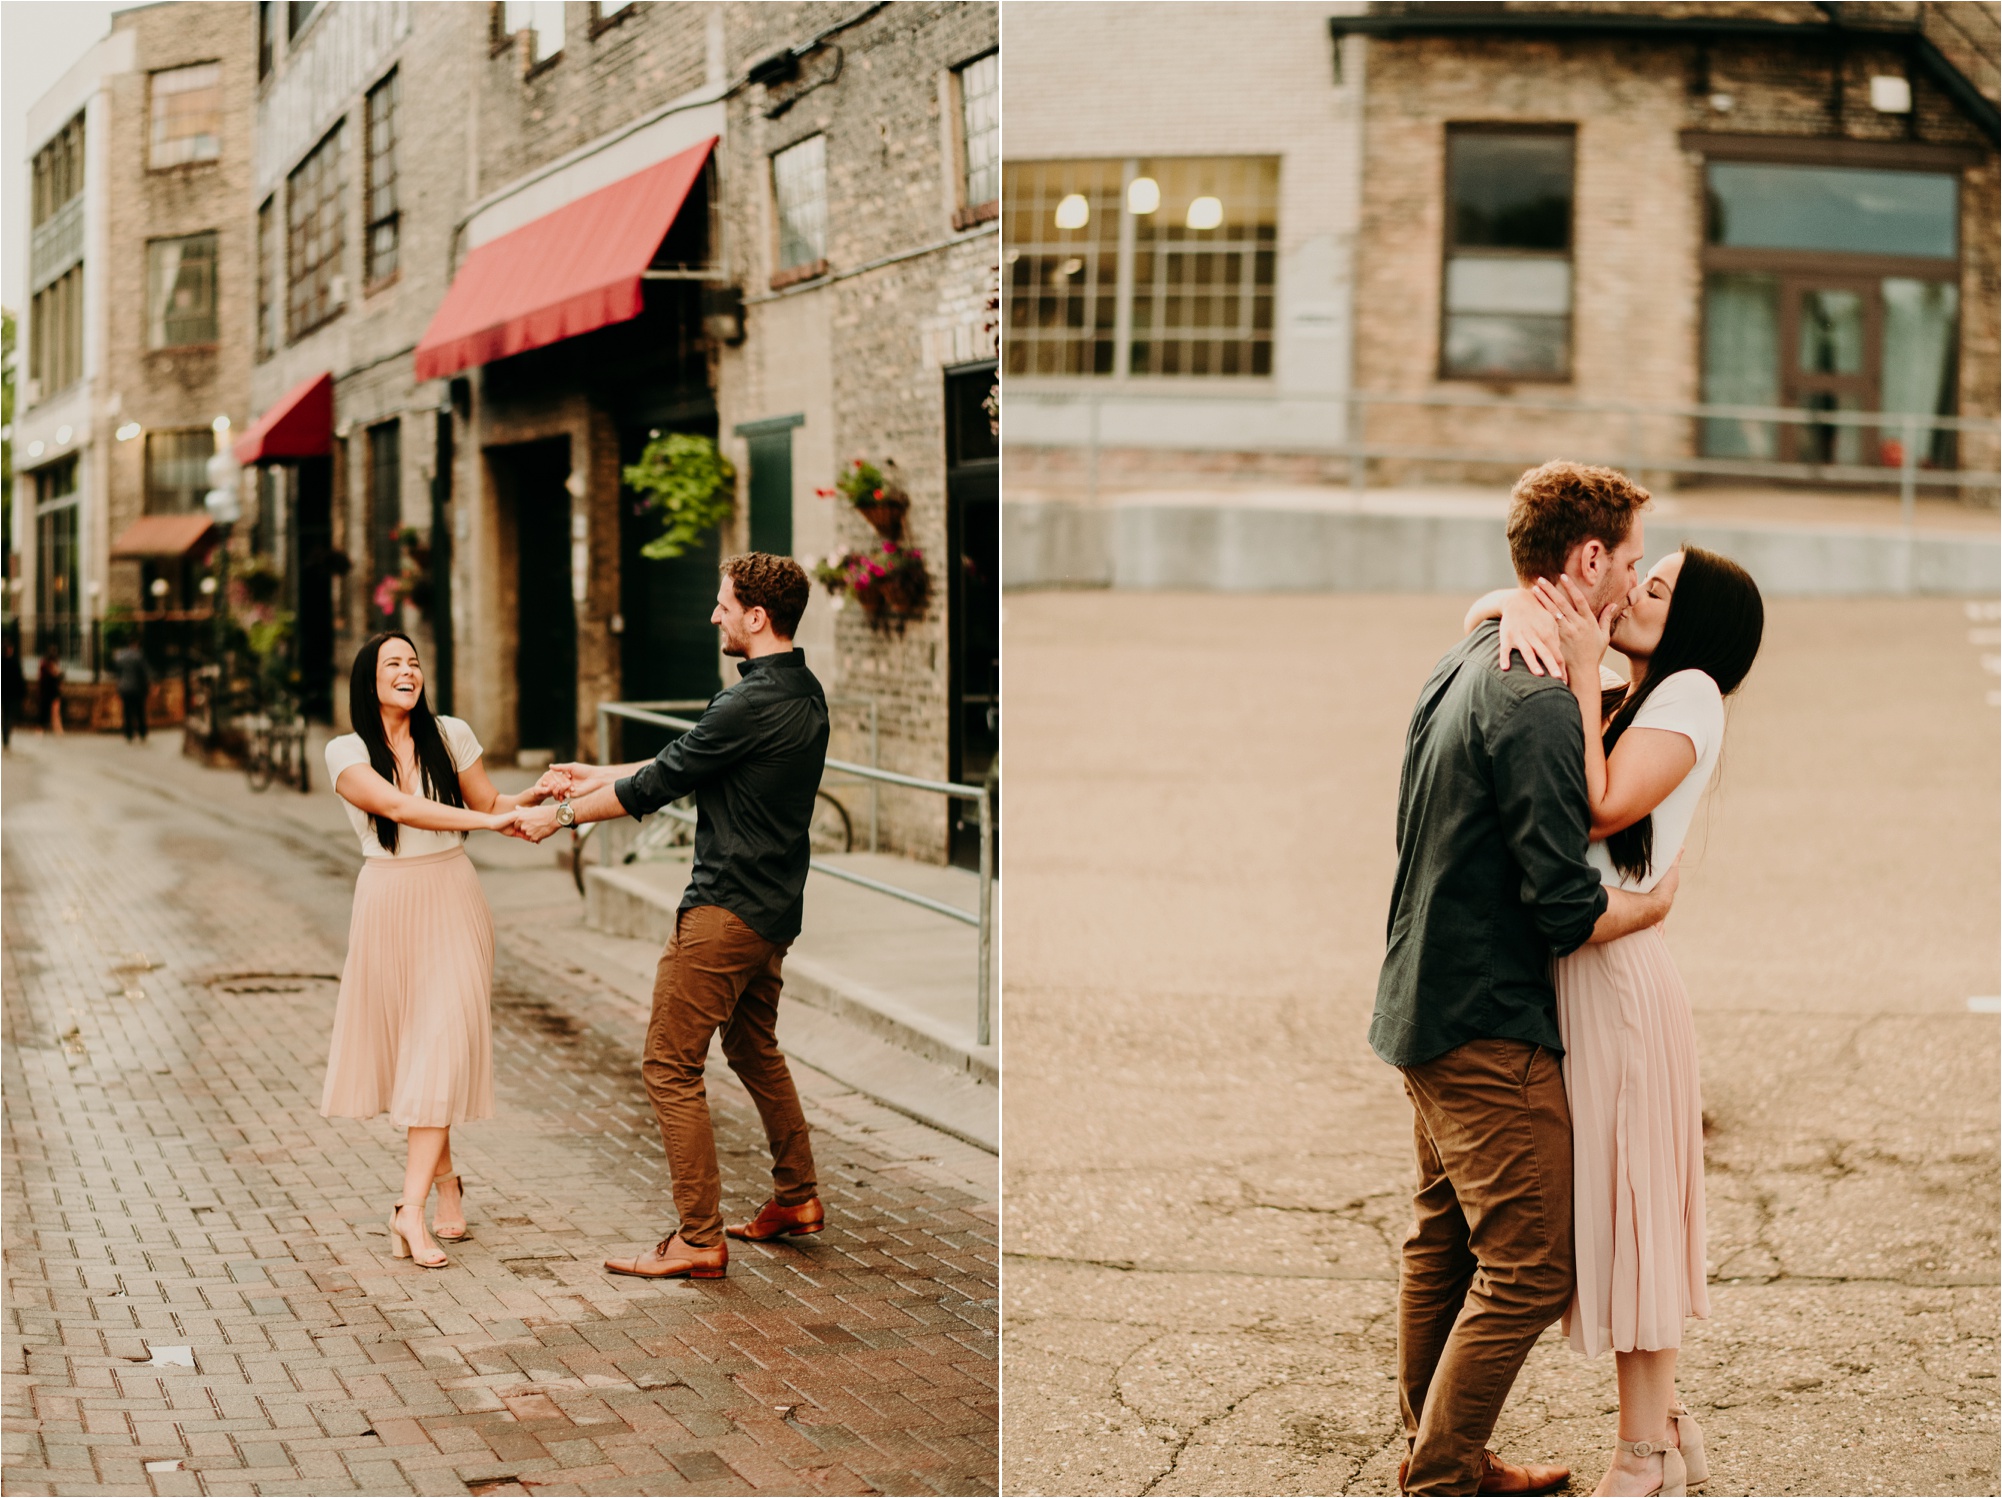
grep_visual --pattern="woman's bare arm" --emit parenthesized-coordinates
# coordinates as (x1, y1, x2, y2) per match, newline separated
(1465, 586, 1567, 679)
(335, 763, 520, 834)
(455, 759, 566, 814)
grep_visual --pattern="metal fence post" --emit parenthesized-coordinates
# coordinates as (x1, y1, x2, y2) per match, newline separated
(976, 785, 993, 1049)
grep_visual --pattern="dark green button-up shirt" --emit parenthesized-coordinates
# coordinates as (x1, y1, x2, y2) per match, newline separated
(1369, 622, 1609, 1068)
(614, 650, 830, 945)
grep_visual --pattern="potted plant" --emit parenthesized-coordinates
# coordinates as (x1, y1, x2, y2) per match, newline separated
(813, 541, 931, 635)
(625, 432, 737, 559)
(819, 458, 909, 541)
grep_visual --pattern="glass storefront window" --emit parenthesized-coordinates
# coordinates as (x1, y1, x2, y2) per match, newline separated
(1706, 163, 1957, 259)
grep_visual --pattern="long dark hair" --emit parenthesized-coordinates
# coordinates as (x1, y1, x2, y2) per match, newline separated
(1603, 547, 1764, 881)
(348, 631, 465, 854)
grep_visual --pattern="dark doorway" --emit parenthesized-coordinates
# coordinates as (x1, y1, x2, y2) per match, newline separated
(945, 363, 999, 871)
(496, 438, 577, 760)
(619, 420, 721, 763)
(292, 457, 335, 719)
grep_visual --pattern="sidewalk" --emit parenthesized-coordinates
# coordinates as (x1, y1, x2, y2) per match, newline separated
(98, 729, 997, 1152)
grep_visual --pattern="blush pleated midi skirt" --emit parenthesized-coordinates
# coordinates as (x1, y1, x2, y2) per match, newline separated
(320, 847, 496, 1128)
(1554, 923, 1710, 1357)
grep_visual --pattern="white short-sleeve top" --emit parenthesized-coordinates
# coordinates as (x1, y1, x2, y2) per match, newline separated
(325, 716, 484, 859)
(1586, 668, 1726, 894)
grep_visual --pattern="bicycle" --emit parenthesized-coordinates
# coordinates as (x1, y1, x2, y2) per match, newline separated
(244, 695, 311, 794)
(570, 787, 853, 897)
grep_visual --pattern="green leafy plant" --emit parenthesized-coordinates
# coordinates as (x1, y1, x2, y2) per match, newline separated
(625, 433, 737, 560)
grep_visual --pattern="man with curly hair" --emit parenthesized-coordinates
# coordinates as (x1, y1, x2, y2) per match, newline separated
(515, 552, 831, 1279)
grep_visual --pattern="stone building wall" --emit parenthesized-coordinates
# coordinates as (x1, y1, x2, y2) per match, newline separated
(716, 0, 999, 861)
(1352, 14, 1998, 494)
(99, 3, 258, 614)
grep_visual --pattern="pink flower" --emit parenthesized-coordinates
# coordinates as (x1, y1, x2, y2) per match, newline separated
(373, 576, 402, 616)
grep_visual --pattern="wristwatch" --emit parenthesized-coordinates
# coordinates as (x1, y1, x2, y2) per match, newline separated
(555, 799, 576, 828)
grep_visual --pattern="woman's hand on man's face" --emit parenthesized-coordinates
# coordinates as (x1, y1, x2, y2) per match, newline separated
(1533, 574, 1619, 680)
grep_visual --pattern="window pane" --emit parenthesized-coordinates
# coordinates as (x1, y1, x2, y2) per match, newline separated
(1441, 314, 1568, 377)
(773, 135, 828, 270)
(366, 71, 400, 283)
(1706, 163, 1957, 258)
(1797, 288, 1865, 376)
(1444, 256, 1571, 315)
(960, 53, 998, 208)
(151, 62, 221, 169)
(287, 125, 345, 337)
(1881, 278, 1959, 465)
(148, 233, 219, 348)
(1128, 156, 1278, 379)
(1001, 159, 1122, 377)
(257, 199, 278, 357)
(1700, 272, 1780, 458)
(505, 0, 564, 61)
(146, 430, 215, 514)
(1449, 130, 1573, 251)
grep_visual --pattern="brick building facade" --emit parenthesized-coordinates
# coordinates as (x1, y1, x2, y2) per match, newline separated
(13, 3, 256, 678)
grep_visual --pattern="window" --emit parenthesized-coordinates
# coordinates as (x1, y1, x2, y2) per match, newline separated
(147, 233, 219, 348)
(30, 267, 85, 397)
(501, 1, 565, 64)
(592, 0, 634, 30)
(368, 421, 402, 625)
(258, 1, 274, 78)
(1698, 159, 1962, 468)
(257, 198, 278, 358)
(146, 431, 215, 515)
(365, 70, 400, 285)
(287, 1, 319, 39)
(772, 135, 828, 278)
(1441, 126, 1574, 381)
(1003, 156, 1278, 379)
(151, 62, 222, 168)
(287, 124, 345, 338)
(32, 113, 86, 227)
(35, 459, 83, 665)
(957, 52, 999, 221)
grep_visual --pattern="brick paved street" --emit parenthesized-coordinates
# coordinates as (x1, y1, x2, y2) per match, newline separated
(1, 735, 997, 1497)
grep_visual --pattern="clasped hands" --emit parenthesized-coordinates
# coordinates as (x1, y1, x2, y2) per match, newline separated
(488, 762, 618, 843)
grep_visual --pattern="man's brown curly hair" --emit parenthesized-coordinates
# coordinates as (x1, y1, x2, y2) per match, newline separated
(722, 552, 810, 637)
(1506, 460, 1652, 582)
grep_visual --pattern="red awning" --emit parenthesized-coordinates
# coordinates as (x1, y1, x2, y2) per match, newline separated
(110, 514, 216, 559)
(413, 137, 716, 382)
(234, 371, 334, 464)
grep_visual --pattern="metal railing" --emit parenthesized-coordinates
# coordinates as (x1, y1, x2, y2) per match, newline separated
(594, 698, 996, 1048)
(1034, 387, 2001, 532)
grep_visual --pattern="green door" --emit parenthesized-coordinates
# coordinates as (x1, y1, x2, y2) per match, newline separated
(737, 414, 804, 558)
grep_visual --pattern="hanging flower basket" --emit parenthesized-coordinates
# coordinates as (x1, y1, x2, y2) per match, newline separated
(813, 541, 931, 635)
(818, 458, 909, 541)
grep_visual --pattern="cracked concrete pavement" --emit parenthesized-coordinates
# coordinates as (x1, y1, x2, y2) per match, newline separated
(1000, 592, 1999, 1497)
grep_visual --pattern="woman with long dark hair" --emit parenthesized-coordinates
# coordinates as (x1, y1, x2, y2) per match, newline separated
(321, 631, 560, 1269)
(1472, 546, 1764, 1496)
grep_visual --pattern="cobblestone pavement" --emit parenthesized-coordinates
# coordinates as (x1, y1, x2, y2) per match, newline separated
(2, 735, 997, 1496)
(1002, 593, 1999, 1497)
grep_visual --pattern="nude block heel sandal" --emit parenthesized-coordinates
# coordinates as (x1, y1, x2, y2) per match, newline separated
(1616, 1438, 1687, 1498)
(388, 1204, 449, 1268)
(432, 1171, 469, 1242)
(1669, 1403, 1708, 1489)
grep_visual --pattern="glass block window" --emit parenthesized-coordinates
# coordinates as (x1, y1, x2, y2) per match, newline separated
(148, 233, 219, 348)
(287, 124, 345, 338)
(773, 135, 828, 272)
(1441, 126, 1575, 380)
(1003, 157, 1277, 379)
(151, 62, 222, 169)
(959, 52, 999, 210)
(365, 70, 400, 284)
(146, 430, 215, 515)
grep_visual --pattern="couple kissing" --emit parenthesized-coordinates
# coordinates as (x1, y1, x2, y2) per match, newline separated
(1375, 461, 1765, 1497)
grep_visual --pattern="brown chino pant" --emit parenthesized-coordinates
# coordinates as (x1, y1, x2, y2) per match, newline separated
(642, 904, 818, 1248)
(1397, 1038, 1575, 1496)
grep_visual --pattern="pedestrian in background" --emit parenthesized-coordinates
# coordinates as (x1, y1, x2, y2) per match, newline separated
(35, 647, 65, 736)
(113, 636, 152, 743)
(514, 553, 831, 1281)
(2, 638, 24, 750)
(320, 630, 567, 1270)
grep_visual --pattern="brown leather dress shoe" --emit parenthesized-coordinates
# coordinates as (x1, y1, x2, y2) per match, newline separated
(725, 1196, 826, 1242)
(603, 1232, 727, 1279)
(1397, 1449, 1572, 1495)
